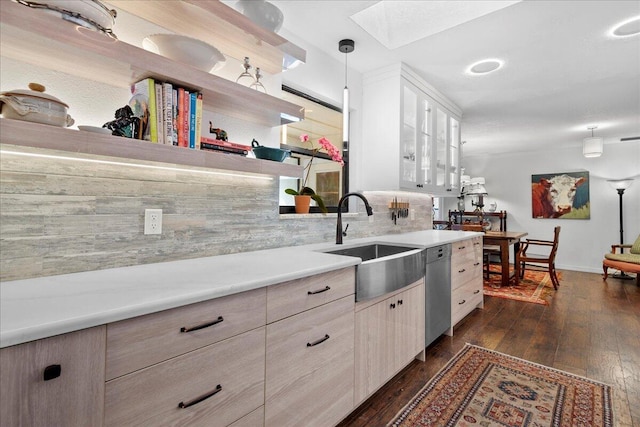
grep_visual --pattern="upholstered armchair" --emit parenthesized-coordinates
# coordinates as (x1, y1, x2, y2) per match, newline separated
(603, 234, 640, 286)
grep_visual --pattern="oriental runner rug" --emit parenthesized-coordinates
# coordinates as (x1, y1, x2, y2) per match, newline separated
(483, 266, 559, 305)
(388, 344, 613, 427)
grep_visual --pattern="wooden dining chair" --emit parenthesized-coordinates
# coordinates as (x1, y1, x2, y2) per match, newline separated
(517, 226, 561, 289)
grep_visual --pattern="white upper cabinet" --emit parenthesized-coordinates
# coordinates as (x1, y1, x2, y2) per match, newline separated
(361, 63, 462, 195)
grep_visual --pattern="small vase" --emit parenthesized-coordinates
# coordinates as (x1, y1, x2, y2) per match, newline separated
(294, 195, 311, 214)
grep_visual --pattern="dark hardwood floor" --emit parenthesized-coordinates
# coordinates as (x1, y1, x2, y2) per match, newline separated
(339, 270, 640, 427)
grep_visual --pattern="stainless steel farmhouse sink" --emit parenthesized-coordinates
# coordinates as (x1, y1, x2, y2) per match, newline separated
(322, 244, 426, 301)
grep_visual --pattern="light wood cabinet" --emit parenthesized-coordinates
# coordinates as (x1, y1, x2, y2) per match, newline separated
(266, 267, 355, 323)
(105, 327, 265, 427)
(360, 63, 462, 195)
(0, 326, 106, 427)
(265, 267, 356, 427)
(106, 287, 266, 380)
(265, 296, 355, 427)
(446, 236, 483, 335)
(354, 279, 425, 404)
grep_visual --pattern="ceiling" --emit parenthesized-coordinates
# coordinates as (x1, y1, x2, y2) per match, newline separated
(269, 0, 640, 156)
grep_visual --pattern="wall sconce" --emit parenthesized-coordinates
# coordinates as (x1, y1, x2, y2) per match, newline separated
(583, 126, 603, 158)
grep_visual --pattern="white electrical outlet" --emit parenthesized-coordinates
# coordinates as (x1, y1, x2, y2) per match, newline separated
(144, 209, 163, 235)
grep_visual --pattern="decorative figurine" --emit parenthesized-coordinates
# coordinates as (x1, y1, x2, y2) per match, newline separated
(103, 105, 142, 138)
(209, 121, 228, 141)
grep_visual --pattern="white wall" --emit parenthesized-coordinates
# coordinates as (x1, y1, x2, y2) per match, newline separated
(453, 142, 640, 273)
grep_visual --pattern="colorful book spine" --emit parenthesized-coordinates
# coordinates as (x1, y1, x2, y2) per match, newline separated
(163, 82, 173, 146)
(182, 90, 190, 148)
(200, 137, 251, 152)
(155, 83, 164, 144)
(177, 88, 185, 147)
(195, 92, 203, 150)
(189, 91, 197, 149)
(131, 78, 157, 142)
(171, 88, 178, 146)
(200, 143, 248, 156)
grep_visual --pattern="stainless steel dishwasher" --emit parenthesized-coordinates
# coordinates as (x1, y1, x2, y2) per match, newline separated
(425, 244, 452, 347)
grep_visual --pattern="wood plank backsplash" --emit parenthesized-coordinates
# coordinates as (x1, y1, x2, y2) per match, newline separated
(0, 145, 433, 282)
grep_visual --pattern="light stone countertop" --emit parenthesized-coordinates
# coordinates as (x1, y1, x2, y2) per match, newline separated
(0, 229, 478, 348)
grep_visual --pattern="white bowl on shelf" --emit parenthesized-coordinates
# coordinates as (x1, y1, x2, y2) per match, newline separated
(142, 34, 226, 73)
(236, 0, 284, 33)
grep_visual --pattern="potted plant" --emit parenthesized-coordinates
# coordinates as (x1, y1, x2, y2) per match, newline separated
(285, 134, 344, 214)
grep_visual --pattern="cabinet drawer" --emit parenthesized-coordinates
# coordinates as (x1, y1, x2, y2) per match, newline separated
(105, 328, 265, 427)
(451, 257, 481, 289)
(265, 296, 354, 427)
(267, 267, 355, 323)
(452, 239, 475, 259)
(451, 280, 483, 324)
(0, 326, 106, 427)
(106, 288, 266, 380)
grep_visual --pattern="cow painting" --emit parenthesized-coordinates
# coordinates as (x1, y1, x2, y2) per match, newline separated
(531, 172, 590, 219)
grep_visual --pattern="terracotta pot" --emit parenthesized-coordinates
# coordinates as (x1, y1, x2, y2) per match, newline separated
(294, 195, 311, 214)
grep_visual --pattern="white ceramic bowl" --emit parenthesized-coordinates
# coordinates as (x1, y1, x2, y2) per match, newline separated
(142, 34, 226, 73)
(236, 0, 284, 33)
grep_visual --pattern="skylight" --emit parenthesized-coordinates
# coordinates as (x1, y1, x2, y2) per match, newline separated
(350, 0, 521, 50)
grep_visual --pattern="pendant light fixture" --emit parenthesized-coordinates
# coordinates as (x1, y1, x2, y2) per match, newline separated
(583, 126, 603, 158)
(339, 39, 354, 148)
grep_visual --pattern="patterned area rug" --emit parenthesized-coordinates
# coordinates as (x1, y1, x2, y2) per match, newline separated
(389, 344, 613, 427)
(483, 265, 559, 305)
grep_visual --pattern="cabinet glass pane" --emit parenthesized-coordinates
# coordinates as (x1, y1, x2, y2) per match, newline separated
(419, 98, 431, 185)
(449, 117, 460, 189)
(436, 108, 447, 187)
(401, 86, 417, 184)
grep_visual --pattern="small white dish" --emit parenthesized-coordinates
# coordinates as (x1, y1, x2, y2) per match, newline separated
(142, 34, 226, 73)
(78, 125, 111, 135)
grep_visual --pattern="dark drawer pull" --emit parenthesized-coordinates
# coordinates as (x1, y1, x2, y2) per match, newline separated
(43, 364, 61, 381)
(308, 286, 331, 295)
(397, 299, 403, 305)
(180, 316, 224, 333)
(458, 299, 466, 305)
(390, 303, 396, 309)
(458, 268, 466, 273)
(178, 384, 222, 409)
(474, 290, 480, 294)
(307, 334, 330, 347)
(458, 245, 466, 250)
(473, 262, 480, 266)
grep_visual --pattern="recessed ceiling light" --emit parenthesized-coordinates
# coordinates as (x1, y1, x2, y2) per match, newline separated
(466, 59, 504, 75)
(610, 16, 640, 38)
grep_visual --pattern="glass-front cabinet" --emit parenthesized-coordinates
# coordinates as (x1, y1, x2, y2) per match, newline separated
(370, 64, 462, 196)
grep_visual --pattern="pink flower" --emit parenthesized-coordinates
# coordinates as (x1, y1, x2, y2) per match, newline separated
(318, 137, 344, 165)
(300, 134, 309, 143)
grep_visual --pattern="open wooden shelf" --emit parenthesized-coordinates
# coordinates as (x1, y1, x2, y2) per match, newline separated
(0, 0, 305, 127)
(0, 118, 303, 178)
(109, 0, 306, 74)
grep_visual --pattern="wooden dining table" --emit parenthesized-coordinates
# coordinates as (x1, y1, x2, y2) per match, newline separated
(482, 231, 528, 287)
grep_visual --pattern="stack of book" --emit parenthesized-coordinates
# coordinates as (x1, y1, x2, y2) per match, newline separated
(200, 137, 252, 157)
(130, 78, 203, 149)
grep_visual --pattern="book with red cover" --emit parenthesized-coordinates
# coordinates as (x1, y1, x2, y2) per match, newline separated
(200, 143, 248, 156)
(200, 137, 251, 152)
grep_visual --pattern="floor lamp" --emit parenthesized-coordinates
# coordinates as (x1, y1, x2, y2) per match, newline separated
(607, 178, 635, 280)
